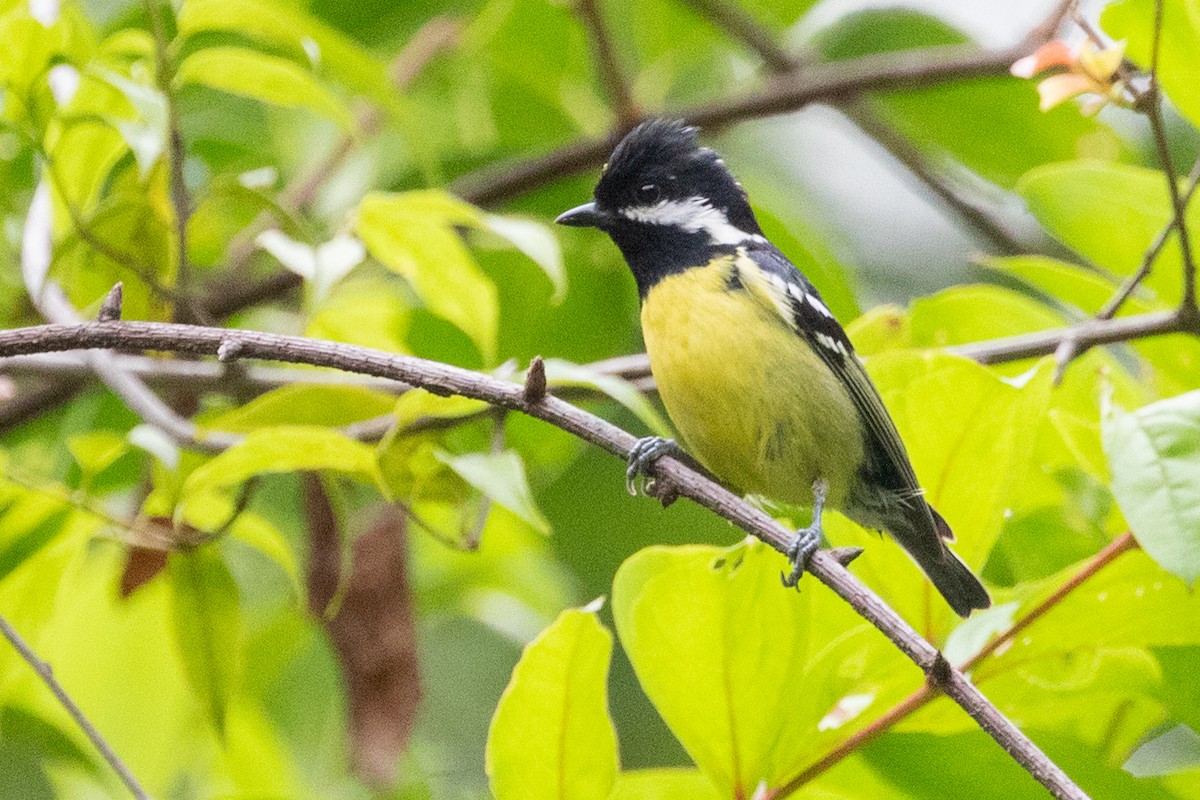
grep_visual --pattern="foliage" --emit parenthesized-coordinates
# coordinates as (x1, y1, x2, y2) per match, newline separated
(0, 1, 1198, 799)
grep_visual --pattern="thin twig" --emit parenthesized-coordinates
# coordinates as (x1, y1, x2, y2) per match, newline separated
(0, 613, 151, 799)
(573, 0, 640, 126)
(1096, 157, 1200, 320)
(453, 40, 1045, 206)
(769, 532, 1137, 799)
(675, 0, 797, 72)
(1143, 0, 1197, 312)
(844, 102, 1027, 255)
(144, 0, 195, 323)
(0, 319, 1089, 800)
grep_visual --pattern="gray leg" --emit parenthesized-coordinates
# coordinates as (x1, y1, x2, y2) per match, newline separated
(626, 436, 682, 496)
(782, 479, 829, 588)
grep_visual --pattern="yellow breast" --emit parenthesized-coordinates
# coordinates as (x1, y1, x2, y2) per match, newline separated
(639, 257, 864, 508)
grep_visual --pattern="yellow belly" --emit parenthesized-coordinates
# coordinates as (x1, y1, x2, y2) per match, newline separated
(640, 260, 863, 508)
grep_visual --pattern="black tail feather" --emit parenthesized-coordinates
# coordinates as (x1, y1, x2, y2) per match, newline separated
(892, 505, 991, 617)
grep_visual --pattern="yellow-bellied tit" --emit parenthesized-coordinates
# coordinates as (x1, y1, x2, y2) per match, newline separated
(556, 119, 990, 617)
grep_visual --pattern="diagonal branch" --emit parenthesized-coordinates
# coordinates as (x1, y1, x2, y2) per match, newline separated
(453, 40, 1047, 206)
(573, 0, 641, 126)
(770, 533, 1137, 799)
(674, 0, 797, 72)
(1143, 0, 1197, 313)
(0, 613, 150, 799)
(0, 318, 1089, 800)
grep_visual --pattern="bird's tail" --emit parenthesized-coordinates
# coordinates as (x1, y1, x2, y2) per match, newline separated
(893, 505, 991, 618)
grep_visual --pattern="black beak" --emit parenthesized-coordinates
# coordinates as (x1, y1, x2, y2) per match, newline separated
(555, 202, 610, 228)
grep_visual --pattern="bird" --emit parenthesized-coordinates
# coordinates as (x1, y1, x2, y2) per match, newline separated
(555, 118, 990, 617)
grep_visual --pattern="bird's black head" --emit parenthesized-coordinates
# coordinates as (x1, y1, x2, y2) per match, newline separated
(556, 119, 763, 296)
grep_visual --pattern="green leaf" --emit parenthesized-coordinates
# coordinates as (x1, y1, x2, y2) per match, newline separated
(202, 385, 397, 433)
(177, 0, 396, 110)
(175, 46, 353, 129)
(1104, 0, 1200, 130)
(182, 426, 385, 520)
(91, 68, 168, 177)
(168, 546, 241, 735)
(435, 449, 551, 534)
(981, 255, 1153, 316)
(67, 431, 130, 481)
(356, 191, 498, 363)
(1017, 161, 1199, 305)
(486, 603, 618, 800)
(306, 276, 412, 353)
(541, 359, 672, 438)
(833, 352, 1050, 635)
(611, 540, 895, 797)
(983, 550, 1200, 678)
(1103, 389, 1200, 584)
(1125, 725, 1200, 778)
(609, 769, 721, 800)
(224, 512, 302, 601)
(483, 214, 566, 303)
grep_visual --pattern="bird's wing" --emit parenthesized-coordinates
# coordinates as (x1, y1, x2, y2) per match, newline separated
(735, 243, 924, 502)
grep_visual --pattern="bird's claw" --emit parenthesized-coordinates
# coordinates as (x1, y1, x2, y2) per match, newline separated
(781, 526, 820, 588)
(781, 478, 829, 589)
(626, 436, 681, 496)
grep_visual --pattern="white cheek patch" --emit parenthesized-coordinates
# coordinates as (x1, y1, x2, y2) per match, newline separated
(621, 196, 763, 245)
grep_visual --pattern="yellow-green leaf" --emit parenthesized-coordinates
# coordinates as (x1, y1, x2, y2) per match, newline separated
(1103, 389, 1200, 585)
(356, 191, 498, 363)
(486, 604, 618, 800)
(169, 546, 241, 736)
(175, 46, 352, 129)
(182, 426, 385, 521)
(435, 449, 551, 534)
(611, 540, 894, 797)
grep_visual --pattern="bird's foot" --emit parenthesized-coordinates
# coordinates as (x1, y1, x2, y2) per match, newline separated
(781, 479, 829, 589)
(626, 436, 681, 496)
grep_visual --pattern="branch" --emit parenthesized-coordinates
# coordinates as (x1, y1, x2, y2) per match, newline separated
(0, 319, 1088, 800)
(843, 101, 1028, 256)
(1143, 0, 1197, 313)
(144, 0, 195, 323)
(1096, 156, 1200, 321)
(675, 0, 797, 72)
(0, 613, 150, 799)
(769, 532, 1138, 799)
(453, 40, 1040, 206)
(573, 0, 641, 126)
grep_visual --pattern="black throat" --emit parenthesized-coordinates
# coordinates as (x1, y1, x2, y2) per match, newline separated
(607, 223, 733, 298)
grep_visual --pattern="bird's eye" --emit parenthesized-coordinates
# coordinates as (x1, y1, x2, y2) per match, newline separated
(636, 183, 661, 204)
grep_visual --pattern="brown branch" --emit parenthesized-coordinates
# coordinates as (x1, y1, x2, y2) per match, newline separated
(573, 0, 640, 126)
(145, 0, 195, 323)
(769, 532, 1138, 799)
(0, 319, 1088, 800)
(1143, 0, 1197, 313)
(0, 613, 150, 799)
(675, 0, 797, 73)
(843, 101, 1028, 256)
(961, 307, 1199, 365)
(679, 0, 1036, 259)
(1096, 157, 1200, 321)
(453, 40, 1041, 206)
